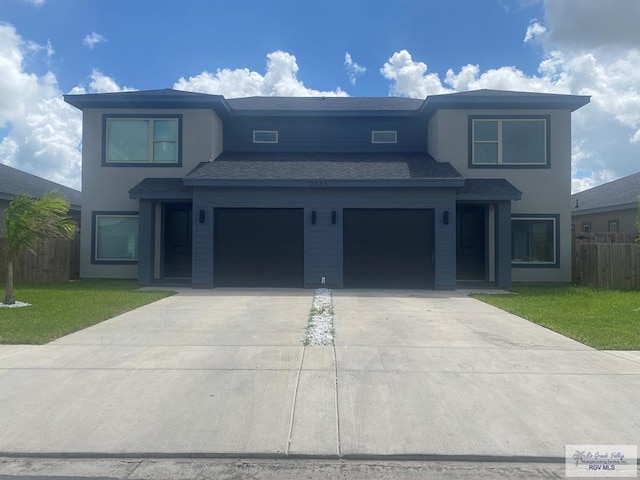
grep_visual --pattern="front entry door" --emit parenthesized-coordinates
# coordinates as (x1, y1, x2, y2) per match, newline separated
(456, 206, 485, 281)
(163, 203, 192, 278)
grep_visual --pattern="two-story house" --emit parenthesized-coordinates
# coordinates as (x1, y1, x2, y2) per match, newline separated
(64, 89, 589, 289)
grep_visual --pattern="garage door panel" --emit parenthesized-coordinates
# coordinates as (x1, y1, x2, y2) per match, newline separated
(214, 208, 303, 287)
(343, 209, 434, 288)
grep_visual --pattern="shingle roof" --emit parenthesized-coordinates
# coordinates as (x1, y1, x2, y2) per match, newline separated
(65, 87, 590, 116)
(128, 178, 191, 199)
(184, 152, 462, 183)
(571, 172, 640, 211)
(457, 178, 522, 201)
(0, 164, 81, 209)
(226, 97, 425, 112)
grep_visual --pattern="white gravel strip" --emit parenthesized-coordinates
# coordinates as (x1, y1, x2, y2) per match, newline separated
(0, 301, 31, 308)
(305, 288, 334, 346)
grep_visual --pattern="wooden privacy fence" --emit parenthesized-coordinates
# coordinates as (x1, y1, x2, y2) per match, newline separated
(572, 233, 640, 289)
(0, 236, 80, 284)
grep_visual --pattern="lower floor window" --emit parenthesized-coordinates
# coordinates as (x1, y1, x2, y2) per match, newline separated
(94, 213, 139, 262)
(511, 215, 558, 266)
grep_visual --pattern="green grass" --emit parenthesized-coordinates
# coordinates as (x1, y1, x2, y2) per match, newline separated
(473, 285, 640, 350)
(0, 280, 173, 344)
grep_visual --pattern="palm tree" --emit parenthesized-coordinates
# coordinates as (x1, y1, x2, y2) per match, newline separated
(2, 191, 76, 305)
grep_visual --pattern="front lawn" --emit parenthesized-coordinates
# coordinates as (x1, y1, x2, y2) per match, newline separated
(473, 285, 640, 350)
(0, 280, 173, 344)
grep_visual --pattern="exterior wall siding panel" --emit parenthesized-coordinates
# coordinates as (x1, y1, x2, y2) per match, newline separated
(224, 116, 427, 152)
(192, 187, 456, 289)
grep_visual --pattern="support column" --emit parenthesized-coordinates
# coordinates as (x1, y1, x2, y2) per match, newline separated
(495, 202, 512, 289)
(137, 199, 154, 286)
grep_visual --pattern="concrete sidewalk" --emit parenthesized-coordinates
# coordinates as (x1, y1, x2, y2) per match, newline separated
(0, 288, 638, 461)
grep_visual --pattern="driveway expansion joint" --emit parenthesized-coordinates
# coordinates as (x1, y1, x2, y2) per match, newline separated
(285, 346, 305, 455)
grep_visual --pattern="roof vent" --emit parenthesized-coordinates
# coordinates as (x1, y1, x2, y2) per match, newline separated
(574, 199, 579, 208)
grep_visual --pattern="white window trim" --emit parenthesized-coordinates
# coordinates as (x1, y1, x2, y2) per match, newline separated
(106, 117, 180, 164)
(371, 130, 397, 144)
(472, 118, 547, 166)
(511, 216, 557, 265)
(253, 130, 279, 144)
(94, 214, 139, 262)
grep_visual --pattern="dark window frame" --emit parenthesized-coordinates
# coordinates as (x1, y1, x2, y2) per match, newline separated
(91, 211, 139, 264)
(371, 130, 398, 144)
(468, 115, 551, 169)
(252, 130, 279, 144)
(511, 213, 560, 268)
(102, 114, 183, 167)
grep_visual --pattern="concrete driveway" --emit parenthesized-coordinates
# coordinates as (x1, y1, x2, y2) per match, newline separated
(0, 288, 638, 460)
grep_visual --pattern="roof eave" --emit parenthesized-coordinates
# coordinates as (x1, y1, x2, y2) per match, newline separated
(571, 202, 638, 216)
(183, 178, 465, 188)
(228, 109, 423, 117)
(64, 93, 232, 116)
(129, 191, 193, 200)
(457, 192, 522, 201)
(420, 94, 591, 115)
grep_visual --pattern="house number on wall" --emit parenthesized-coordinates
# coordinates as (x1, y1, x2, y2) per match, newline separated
(310, 181, 328, 187)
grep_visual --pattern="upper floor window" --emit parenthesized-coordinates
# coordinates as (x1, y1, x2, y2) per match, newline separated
(103, 115, 181, 166)
(608, 220, 619, 233)
(581, 222, 591, 233)
(372, 130, 397, 144)
(253, 130, 278, 143)
(470, 116, 549, 168)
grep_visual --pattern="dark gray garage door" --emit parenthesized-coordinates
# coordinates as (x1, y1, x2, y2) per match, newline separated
(343, 208, 434, 288)
(214, 208, 304, 287)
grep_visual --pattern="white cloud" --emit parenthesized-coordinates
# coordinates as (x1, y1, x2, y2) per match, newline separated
(524, 21, 547, 44)
(375, 0, 640, 193)
(22, 0, 45, 5)
(3, 0, 639, 198)
(380, 50, 452, 97)
(174, 50, 347, 98)
(82, 32, 107, 49)
(381, 0, 640, 194)
(88, 69, 134, 93)
(544, 0, 640, 51)
(344, 52, 366, 85)
(0, 25, 133, 191)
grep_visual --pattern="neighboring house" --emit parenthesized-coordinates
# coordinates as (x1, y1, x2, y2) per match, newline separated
(571, 172, 640, 234)
(64, 88, 589, 289)
(0, 163, 81, 237)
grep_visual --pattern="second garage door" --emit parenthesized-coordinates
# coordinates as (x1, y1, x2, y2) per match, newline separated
(214, 208, 304, 287)
(343, 208, 434, 288)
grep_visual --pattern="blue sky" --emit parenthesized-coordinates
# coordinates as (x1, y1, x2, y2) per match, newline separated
(3, 0, 544, 94)
(1, 0, 639, 192)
